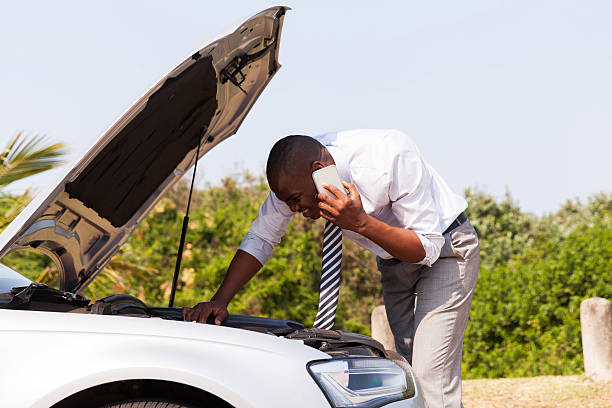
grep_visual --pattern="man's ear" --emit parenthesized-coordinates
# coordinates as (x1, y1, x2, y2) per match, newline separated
(310, 160, 325, 173)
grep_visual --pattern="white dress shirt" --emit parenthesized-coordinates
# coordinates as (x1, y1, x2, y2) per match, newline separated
(238, 129, 467, 267)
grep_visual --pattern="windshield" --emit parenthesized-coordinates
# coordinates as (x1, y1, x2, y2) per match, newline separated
(0, 263, 32, 294)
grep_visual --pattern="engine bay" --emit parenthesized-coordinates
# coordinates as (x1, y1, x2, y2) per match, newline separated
(1, 283, 394, 360)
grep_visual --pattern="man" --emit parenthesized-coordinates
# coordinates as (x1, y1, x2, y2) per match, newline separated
(183, 129, 480, 408)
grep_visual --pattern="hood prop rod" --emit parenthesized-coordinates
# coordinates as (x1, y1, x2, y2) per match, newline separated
(168, 134, 203, 308)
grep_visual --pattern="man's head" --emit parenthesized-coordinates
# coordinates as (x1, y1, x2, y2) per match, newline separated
(266, 135, 334, 219)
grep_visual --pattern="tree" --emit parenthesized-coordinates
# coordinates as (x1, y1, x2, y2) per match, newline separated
(0, 133, 65, 282)
(0, 133, 65, 229)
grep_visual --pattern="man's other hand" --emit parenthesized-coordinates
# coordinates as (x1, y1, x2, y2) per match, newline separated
(182, 300, 229, 325)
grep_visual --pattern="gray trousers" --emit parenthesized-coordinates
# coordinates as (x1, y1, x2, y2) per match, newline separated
(377, 220, 480, 408)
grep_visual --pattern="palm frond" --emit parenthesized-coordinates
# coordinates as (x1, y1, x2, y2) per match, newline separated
(0, 132, 66, 188)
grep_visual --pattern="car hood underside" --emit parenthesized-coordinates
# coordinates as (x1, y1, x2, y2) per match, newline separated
(0, 6, 288, 294)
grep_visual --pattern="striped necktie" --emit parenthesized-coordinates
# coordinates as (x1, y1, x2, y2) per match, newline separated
(313, 220, 343, 330)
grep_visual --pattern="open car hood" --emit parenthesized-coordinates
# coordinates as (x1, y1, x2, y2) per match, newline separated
(0, 6, 288, 293)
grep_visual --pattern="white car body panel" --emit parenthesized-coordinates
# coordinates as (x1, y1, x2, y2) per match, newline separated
(0, 309, 331, 408)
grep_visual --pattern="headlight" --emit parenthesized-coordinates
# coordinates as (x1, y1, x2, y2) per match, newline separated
(308, 358, 415, 408)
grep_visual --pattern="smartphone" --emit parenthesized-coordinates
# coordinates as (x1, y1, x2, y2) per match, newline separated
(312, 165, 346, 199)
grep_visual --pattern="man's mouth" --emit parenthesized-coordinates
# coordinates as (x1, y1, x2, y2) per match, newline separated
(299, 207, 321, 219)
(304, 209, 322, 219)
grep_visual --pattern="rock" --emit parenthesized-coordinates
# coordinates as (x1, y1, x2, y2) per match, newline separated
(580, 297, 612, 381)
(371, 305, 396, 352)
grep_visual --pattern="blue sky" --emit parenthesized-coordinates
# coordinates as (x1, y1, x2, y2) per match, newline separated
(1, 0, 610, 215)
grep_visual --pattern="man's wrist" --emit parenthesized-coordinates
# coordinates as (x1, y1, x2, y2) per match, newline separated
(210, 294, 230, 306)
(354, 214, 373, 235)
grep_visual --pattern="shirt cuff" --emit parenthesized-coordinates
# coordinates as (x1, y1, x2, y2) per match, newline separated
(415, 233, 444, 267)
(238, 231, 274, 266)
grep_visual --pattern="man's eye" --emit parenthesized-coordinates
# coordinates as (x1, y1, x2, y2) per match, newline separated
(287, 195, 300, 207)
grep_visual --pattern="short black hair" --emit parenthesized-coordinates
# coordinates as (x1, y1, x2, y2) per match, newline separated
(266, 135, 323, 188)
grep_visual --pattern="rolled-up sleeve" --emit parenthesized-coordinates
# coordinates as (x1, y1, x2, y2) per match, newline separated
(388, 135, 445, 267)
(237, 192, 295, 265)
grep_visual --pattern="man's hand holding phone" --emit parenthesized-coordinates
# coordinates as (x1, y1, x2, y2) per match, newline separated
(312, 166, 369, 233)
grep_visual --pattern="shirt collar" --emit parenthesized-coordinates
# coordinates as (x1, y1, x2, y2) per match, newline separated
(326, 145, 352, 184)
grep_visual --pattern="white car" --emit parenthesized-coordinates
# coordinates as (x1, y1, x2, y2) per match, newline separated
(0, 7, 424, 408)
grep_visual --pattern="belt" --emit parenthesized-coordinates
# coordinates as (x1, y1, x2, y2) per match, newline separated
(443, 211, 468, 235)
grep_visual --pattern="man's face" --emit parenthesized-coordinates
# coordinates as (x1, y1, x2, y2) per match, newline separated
(273, 170, 321, 219)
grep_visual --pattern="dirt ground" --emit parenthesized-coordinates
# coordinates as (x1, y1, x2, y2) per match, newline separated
(462, 375, 612, 408)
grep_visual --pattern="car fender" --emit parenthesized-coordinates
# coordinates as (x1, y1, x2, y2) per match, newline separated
(0, 310, 331, 408)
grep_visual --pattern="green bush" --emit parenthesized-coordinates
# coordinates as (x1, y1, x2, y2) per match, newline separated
(106, 174, 383, 331)
(463, 196, 612, 378)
